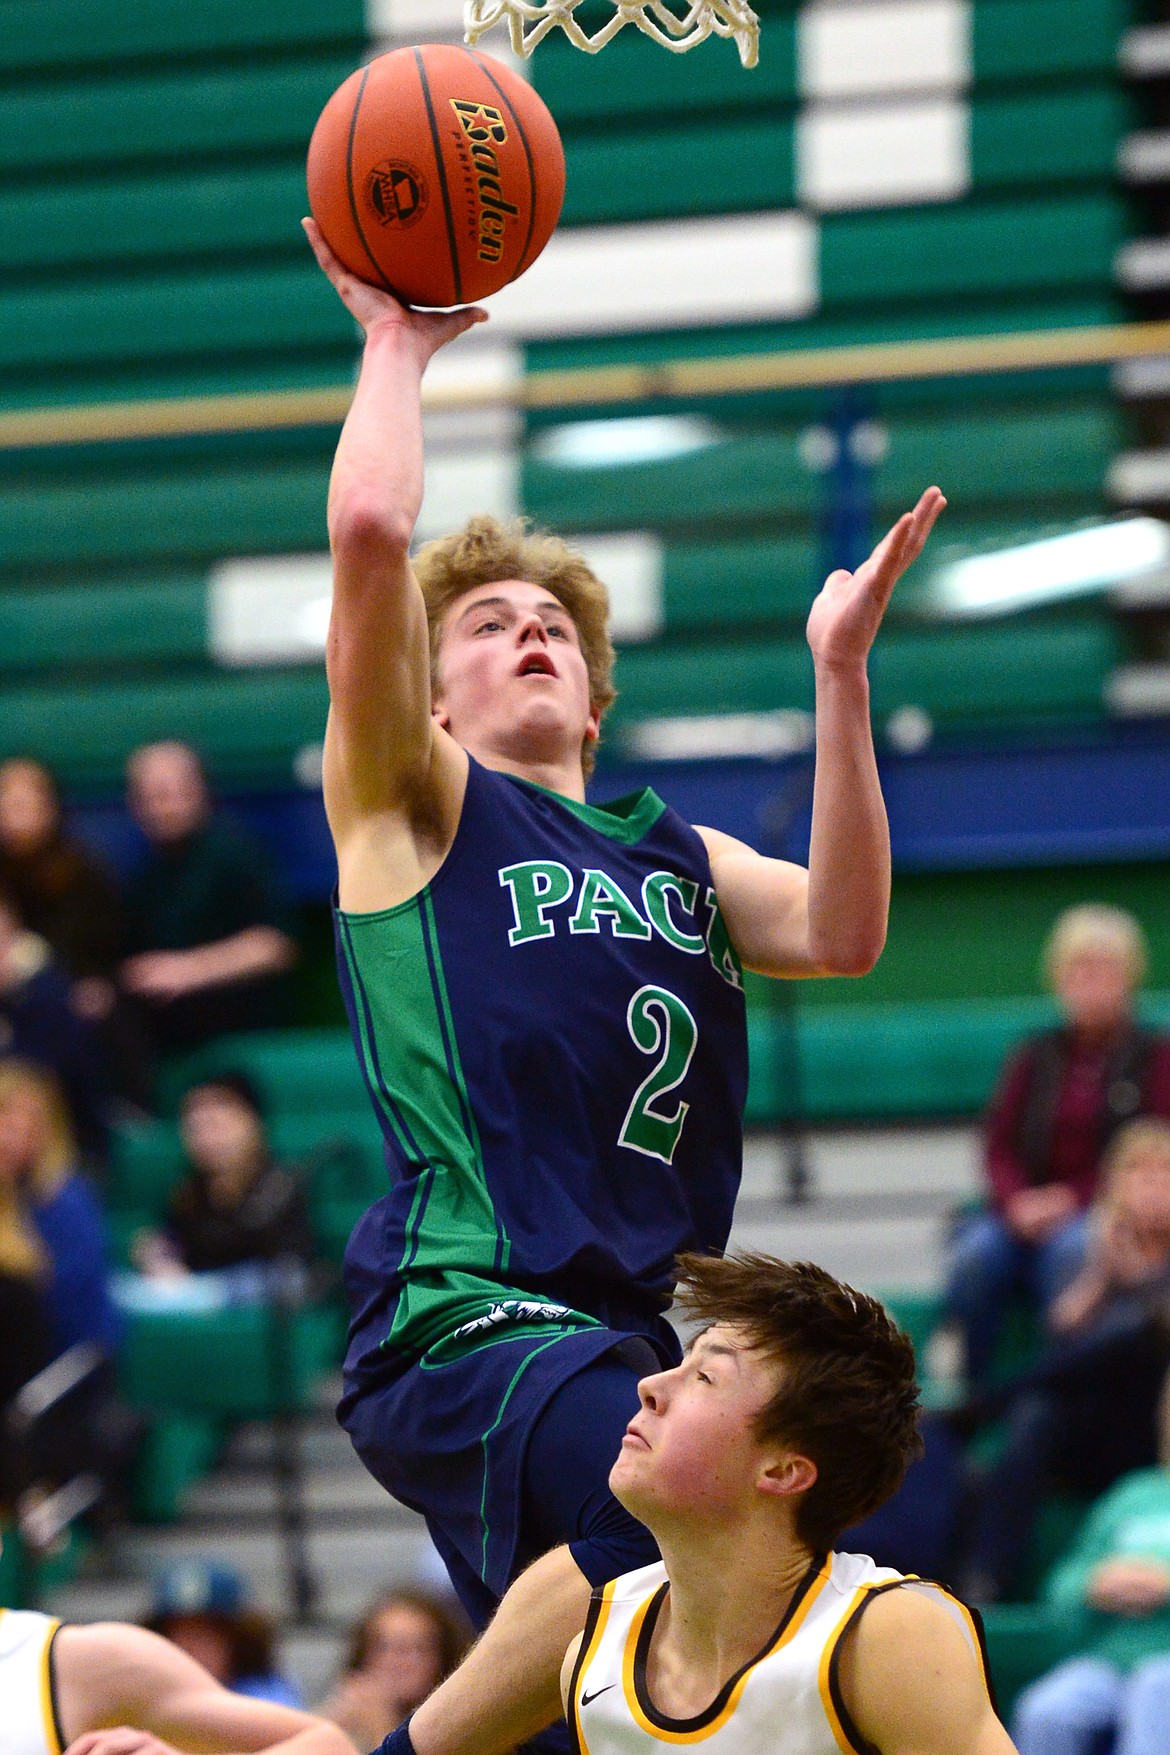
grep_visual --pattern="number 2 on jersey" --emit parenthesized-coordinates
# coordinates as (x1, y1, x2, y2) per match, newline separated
(619, 984, 699, 1164)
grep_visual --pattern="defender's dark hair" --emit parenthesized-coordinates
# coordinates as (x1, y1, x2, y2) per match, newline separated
(674, 1252, 923, 1553)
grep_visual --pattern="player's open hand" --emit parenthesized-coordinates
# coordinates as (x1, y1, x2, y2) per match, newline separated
(302, 217, 487, 358)
(806, 486, 946, 673)
(65, 1730, 183, 1755)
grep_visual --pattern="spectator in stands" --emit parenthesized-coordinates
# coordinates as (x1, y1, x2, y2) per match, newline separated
(0, 756, 125, 998)
(957, 1118, 1170, 1603)
(0, 754, 154, 1111)
(946, 904, 1170, 1387)
(0, 879, 110, 1163)
(1011, 1426, 1170, 1755)
(319, 1589, 470, 1749)
(134, 1072, 314, 1282)
(121, 741, 297, 1054)
(1049, 1118, 1170, 1339)
(0, 1171, 54, 1507)
(0, 1059, 139, 1513)
(0, 1058, 118, 1360)
(146, 1559, 304, 1709)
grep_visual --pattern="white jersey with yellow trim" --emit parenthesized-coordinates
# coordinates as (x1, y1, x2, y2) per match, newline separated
(0, 1608, 64, 1755)
(567, 1553, 991, 1755)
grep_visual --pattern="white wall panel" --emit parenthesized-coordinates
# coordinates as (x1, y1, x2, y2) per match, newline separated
(483, 212, 819, 337)
(798, 96, 970, 209)
(799, 1, 970, 99)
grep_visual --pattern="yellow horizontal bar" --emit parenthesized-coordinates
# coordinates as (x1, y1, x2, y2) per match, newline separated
(2, 320, 1169, 451)
(522, 320, 1170, 405)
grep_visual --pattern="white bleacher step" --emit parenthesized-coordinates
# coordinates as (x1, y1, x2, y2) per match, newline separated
(221, 1415, 385, 1482)
(1119, 130, 1170, 183)
(741, 1124, 980, 1205)
(1121, 25, 1170, 78)
(728, 1208, 947, 1295)
(182, 1462, 395, 1524)
(103, 1520, 440, 1626)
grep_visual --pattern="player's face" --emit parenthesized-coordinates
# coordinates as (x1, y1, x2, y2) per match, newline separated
(610, 1326, 782, 1529)
(433, 580, 600, 770)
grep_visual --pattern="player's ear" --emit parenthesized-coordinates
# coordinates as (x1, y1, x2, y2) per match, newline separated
(584, 705, 602, 744)
(757, 1450, 817, 1502)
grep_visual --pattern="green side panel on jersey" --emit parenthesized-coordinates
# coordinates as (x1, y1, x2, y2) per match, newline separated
(337, 892, 512, 1357)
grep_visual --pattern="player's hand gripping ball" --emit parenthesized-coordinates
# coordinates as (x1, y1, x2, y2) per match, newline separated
(307, 43, 565, 308)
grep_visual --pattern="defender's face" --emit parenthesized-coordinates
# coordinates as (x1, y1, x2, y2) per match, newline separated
(610, 1326, 780, 1528)
(433, 580, 599, 768)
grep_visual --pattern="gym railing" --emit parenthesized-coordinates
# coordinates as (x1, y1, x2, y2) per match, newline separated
(1, 318, 1170, 450)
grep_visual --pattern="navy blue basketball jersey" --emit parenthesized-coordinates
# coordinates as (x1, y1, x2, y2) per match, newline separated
(335, 757, 748, 1370)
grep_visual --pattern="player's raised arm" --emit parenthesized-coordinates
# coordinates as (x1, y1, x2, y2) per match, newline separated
(302, 219, 486, 852)
(699, 487, 945, 979)
(836, 1586, 1016, 1755)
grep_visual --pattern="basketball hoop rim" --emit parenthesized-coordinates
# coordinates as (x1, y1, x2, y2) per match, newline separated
(463, 1, 761, 69)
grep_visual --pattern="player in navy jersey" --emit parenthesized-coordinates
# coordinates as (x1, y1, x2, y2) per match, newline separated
(303, 217, 945, 1755)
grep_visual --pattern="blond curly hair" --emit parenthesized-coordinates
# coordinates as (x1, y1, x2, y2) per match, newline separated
(413, 515, 617, 779)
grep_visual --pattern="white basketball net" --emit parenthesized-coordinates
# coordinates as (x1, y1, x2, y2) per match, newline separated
(464, 1, 761, 68)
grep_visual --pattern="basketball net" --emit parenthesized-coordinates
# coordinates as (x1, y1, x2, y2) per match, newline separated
(464, 1, 761, 68)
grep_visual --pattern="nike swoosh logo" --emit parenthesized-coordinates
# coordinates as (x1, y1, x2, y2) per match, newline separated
(580, 1685, 616, 1708)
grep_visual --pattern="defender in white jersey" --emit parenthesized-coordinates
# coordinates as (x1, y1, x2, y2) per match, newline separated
(0, 1604, 351, 1755)
(562, 1254, 1016, 1755)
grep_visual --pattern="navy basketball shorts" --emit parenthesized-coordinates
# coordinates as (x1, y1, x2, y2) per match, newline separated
(341, 1325, 670, 1628)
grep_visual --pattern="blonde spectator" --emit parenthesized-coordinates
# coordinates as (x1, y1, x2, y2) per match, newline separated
(946, 905, 1170, 1387)
(1051, 1119, 1170, 1337)
(0, 1059, 117, 1360)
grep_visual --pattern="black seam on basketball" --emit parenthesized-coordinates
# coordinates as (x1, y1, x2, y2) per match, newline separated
(464, 47, 541, 276)
(413, 47, 463, 305)
(344, 64, 396, 293)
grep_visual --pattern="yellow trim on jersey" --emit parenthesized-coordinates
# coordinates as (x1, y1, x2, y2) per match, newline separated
(816, 1574, 992, 1755)
(816, 1586, 869, 1755)
(620, 1560, 833, 1744)
(572, 1582, 617, 1755)
(40, 1617, 64, 1755)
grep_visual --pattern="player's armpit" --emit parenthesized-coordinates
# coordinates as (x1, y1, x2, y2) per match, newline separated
(696, 826, 821, 978)
(835, 1588, 1018, 1755)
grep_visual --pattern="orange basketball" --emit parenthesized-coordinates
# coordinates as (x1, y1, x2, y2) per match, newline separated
(306, 43, 565, 308)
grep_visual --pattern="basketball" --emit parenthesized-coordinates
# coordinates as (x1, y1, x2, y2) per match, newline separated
(306, 43, 565, 308)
